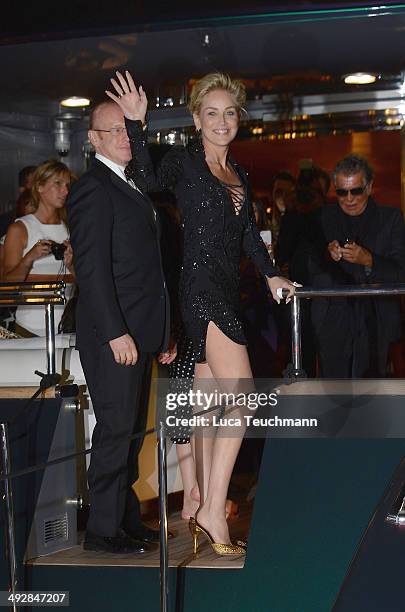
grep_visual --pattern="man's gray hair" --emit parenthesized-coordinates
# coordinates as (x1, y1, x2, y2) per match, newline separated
(333, 155, 374, 185)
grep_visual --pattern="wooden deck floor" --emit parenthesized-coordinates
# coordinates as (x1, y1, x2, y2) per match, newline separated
(26, 506, 252, 570)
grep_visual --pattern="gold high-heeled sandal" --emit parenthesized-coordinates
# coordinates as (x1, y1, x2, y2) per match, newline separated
(188, 517, 196, 535)
(190, 518, 245, 556)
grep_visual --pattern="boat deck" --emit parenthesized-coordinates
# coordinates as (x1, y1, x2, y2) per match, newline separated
(26, 507, 251, 570)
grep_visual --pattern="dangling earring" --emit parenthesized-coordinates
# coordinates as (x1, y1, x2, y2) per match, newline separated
(194, 127, 202, 147)
(193, 126, 203, 151)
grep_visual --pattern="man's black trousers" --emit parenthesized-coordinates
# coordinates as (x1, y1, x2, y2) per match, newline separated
(79, 338, 152, 537)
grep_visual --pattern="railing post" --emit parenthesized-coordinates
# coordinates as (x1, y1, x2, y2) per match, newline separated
(158, 420, 169, 612)
(45, 304, 56, 375)
(291, 295, 303, 376)
(0, 423, 18, 612)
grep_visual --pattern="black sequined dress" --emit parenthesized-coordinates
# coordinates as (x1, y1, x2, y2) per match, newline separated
(126, 120, 278, 363)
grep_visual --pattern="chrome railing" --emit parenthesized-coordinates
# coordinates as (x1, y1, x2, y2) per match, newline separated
(283, 283, 405, 377)
(0, 281, 66, 375)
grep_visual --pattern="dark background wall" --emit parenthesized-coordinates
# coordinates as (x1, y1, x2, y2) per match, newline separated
(0, 116, 89, 213)
(232, 130, 401, 206)
(1, 128, 401, 213)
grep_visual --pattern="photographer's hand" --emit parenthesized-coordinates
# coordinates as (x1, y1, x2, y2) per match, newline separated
(328, 240, 342, 262)
(341, 242, 372, 266)
(25, 239, 53, 264)
(63, 240, 75, 275)
(3, 223, 52, 281)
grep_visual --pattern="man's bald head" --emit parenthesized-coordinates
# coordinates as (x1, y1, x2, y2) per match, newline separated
(89, 101, 118, 130)
(88, 101, 132, 166)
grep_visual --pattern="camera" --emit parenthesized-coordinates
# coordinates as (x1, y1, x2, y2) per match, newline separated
(50, 242, 67, 260)
(340, 238, 355, 248)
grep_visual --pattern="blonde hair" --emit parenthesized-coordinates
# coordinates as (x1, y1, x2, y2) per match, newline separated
(188, 73, 246, 115)
(31, 160, 73, 222)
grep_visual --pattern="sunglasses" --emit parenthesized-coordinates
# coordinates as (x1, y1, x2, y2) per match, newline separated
(335, 184, 368, 197)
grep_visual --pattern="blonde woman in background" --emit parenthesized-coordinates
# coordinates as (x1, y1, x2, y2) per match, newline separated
(3, 159, 74, 336)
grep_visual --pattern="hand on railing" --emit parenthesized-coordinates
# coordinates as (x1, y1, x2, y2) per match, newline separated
(267, 276, 301, 304)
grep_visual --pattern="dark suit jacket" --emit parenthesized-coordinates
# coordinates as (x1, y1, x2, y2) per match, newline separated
(66, 158, 169, 352)
(310, 198, 405, 345)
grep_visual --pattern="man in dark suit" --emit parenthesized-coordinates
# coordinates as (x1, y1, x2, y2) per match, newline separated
(310, 155, 405, 378)
(67, 100, 175, 553)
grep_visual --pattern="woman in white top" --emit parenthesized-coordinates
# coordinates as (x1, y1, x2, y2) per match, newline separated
(0, 190, 36, 281)
(3, 159, 74, 336)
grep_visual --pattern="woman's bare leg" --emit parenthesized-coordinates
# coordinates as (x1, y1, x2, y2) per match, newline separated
(194, 321, 253, 544)
(193, 360, 216, 504)
(176, 438, 238, 520)
(176, 440, 200, 520)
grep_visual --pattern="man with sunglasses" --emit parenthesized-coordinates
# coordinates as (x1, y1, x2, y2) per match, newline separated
(310, 154, 405, 378)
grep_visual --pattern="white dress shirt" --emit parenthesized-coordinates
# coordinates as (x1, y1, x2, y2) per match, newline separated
(95, 153, 156, 220)
(95, 153, 142, 194)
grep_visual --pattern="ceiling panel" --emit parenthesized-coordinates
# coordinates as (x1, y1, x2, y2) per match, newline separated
(0, 6, 404, 116)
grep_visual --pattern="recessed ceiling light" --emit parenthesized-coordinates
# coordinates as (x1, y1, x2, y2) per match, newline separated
(343, 73, 377, 85)
(60, 96, 91, 108)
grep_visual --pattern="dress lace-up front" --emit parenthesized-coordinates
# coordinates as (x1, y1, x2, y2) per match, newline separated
(218, 179, 245, 216)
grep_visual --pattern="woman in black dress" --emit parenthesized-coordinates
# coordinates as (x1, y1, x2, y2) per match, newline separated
(107, 71, 296, 555)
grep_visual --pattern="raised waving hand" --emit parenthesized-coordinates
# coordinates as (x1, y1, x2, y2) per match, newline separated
(105, 70, 148, 123)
